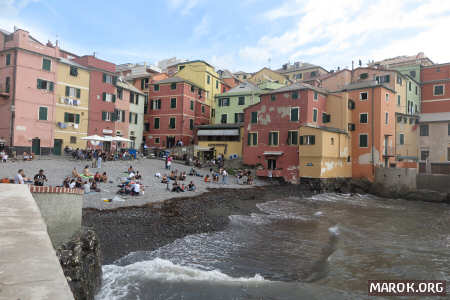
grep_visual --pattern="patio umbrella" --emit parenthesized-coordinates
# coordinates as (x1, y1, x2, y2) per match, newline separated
(81, 135, 105, 141)
(112, 136, 132, 142)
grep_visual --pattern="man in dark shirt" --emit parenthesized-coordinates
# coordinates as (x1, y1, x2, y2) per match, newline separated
(33, 169, 47, 186)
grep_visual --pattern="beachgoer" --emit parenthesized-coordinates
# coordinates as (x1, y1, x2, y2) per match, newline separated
(14, 169, 26, 184)
(33, 169, 47, 186)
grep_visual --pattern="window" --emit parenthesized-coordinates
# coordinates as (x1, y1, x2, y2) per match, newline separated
(38, 107, 48, 121)
(117, 88, 123, 100)
(385, 112, 389, 125)
(296, 73, 302, 79)
(216, 80, 219, 89)
(251, 111, 258, 123)
(207, 75, 210, 84)
(348, 99, 355, 109)
(314, 92, 318, 100)
(247, 132, 258, 146)
(102, 92, 116, 102)
(433, 85, 444, 96)
(189, 119, 194, 130)
(271, 94, 276, 101)
(385, 93, 389, 102)
(169, 117, 176, 129)
(300, 135, 315, 145)
(360, 92, 368, 100)
(170, 82, 177, 90)
(410, 70, 416, 78)
(292, 91, 298, 99)
(420, 124, 429, 136)
(144, 122, 150, 132)
(191, 85, 195, 93)
(313, 108, 318, 122)
(310, 71, 317, 77)
(130, 92, 135, 104)
(376, 75, 390, 83)
(70, 66, 78, 77)
(287, 131, 298, 145)
(268, 159, 277, 170)
(220, 114, 227, 124)
(238, 96, 245, 105)
(65, 86, 81, 98)
(359, 134, 368, 148)
(5, 77, 10, 93)
(64, 112, 80, 123)
(202, 105, 205, 114)
(101, 111, 113, 121)
(397, 95, 401, 106)
(70, 136, 77, 144)
(150, 99, 162, 110)
(170, 98, 177, 108)
(360, 113, 368, 124)
(144, 96, 148, 113)
(190, 100, 194, 110)
(290, 107, 299, 121)
(448, 123, 450, 136)
(154, 118, 160, 129)
(415, 86, 418, 95)
(396, 76, 402, 85)
(420, 150, 429, 161)
(360, 73, 368, 79)
(140, 78, 149, 90)
(322, 113, 331, 123)
(218, 98, 230, 106)
(102, 73, 115, 84)
(42, 58, 51, 71)
(268, 131, 279, 146)
(6, 54, 11, 65)
(408, 81, 411, 91)
(37, 79, 54, 91)
(330, 138, 334, 145)
(399, 133, 404, 145)
(154, 84, 160, 91)
(234, 113, 244, 123)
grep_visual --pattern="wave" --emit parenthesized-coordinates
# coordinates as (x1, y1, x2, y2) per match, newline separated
(328, 225, 339, 235)
(97, 258, 266, 300)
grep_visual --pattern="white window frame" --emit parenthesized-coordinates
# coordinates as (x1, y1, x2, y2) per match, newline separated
(359, 91, 368, 101)
(38, 106, 49, 121)
(359, 133, 369, 148)
(313, 108, 318, 123)
(359, 112, 368, 124)
(433, 84, 444, 96)
(313, 92, 318, 101)
(248, 132, 258, 146)
(290, 107, 300, 122)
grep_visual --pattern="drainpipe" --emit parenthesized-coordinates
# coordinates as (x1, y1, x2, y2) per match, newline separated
(371, 87, 375, 177)
(10, 49, 18, 151)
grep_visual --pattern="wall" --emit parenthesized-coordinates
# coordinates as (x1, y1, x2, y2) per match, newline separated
(214, 92, 261, 124)
(375, 167, 417, 191)
(395, 113, 418, 160)
(30, 186, 84, 248)
(405, 77, 420, 114)
(421, 64, 450, 113)
(128, 93, 145, 149)
(198, 130, 243, 159)
(249, 68, 289, 85)
(418, 121, 450, 163)
(320, 70, 351, 91)
(417, 174, 450, 193)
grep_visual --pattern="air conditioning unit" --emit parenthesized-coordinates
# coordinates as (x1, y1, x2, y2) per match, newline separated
(348, 123, 356, 131)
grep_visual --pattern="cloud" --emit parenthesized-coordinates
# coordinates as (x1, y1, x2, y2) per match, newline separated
(240, 0, 450, 70)
(0, 0, 40, 17)
(167, 0, 202, 15)
(192, 15, 210, 39)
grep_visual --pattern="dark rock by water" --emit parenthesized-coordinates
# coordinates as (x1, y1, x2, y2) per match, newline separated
(56, 227, 102, 300)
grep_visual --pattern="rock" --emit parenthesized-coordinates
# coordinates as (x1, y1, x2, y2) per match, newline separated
(56, 227, 102, 300)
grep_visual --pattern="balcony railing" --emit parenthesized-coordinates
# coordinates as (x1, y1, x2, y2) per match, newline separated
(383, 146, 395, 157)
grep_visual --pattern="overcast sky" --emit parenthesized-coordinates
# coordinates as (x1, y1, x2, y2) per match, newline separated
(1, 0, 449, 72)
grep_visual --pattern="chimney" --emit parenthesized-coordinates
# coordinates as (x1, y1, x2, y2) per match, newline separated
(352, 60, 354, 70)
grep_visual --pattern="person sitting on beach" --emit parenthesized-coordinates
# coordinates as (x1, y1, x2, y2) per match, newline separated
(135, 171, 142, 180)
(1, 150, 8, 163)
(180, 172, 186, 181)
(169, 171, 176, 181)
(212, 173, 219, 183)
(83, 181, 90, 194)
(14, 169, 26, 184)
(131, 181, 141, 195)
(204, 174, 210, 183)
(128, 166, 134, 174)
(171, 181, 184, 193)
(188, 181, 196, 191)
(161, 175, 168, 184)
(94, 172, 101, 182)
(75, 177, 83, 188)
(62, 177, 71, 188)
(101, 172, 108, 183)
(83, 165, 93, 177)
(33, 169, 48, 186)
(90, 179, 100, 192)
(72, 167, 79, 178)
(69, 179, 76, 189)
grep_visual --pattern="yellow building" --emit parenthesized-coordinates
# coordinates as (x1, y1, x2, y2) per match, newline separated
(175, 60, 222, 110)
(299, 125, 352, 178)
(248, 67, 290, 85)
(53, 58, 90, 154)
(395, 113, 419, 164)
(195, 124, 243, 160)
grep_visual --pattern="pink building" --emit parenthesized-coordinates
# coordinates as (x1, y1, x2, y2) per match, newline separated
(0, 28, 60, 154)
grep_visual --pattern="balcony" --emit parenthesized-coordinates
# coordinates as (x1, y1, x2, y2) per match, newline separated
(383, 146, 395, 157)
(0, 85, 10, 98)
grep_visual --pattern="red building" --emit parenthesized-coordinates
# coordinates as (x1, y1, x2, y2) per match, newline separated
(145, 77, 210, 148)
(242, 83, 328, 182)
(421, 63, 450, 113)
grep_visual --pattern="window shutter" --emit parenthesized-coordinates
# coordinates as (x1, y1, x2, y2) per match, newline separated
(311, 136, 315, 144)
(129, 112, 132, 122)
(300, 136, 304, 145)
(65, 86, 70, 96)
(49, 82, 54, 91)
(64, 112, 69, 122)
(135, 114, 138, 124)
(76, 88, 81, 98)
(136, 96, 139, 105)
(102, 92, 106, 101)
(112, 94, 116, 102)
(102, 73, 106, 83)
(102, 112, 106, 121)
(150, 100, 153, 110)
(37, 79, 41, 89)
(113, 76, 117, 85)
(75, 114, 80, 124)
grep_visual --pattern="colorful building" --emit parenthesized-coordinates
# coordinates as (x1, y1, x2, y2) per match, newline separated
(242, 83, 328, 183)
(395, 112, 419, 167)
(195, 124, 243, 160)
(214, 82, 262, 124)
(53, 58, 90, 153)
(248, 67, 290, 85)
(421, 63, 450, 113)
(276, 62, 328, 82)
(145, 77, 208, 148)
(0, 28, 60, 154)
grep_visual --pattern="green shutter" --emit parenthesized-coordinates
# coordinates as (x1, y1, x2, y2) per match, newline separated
(49, 82, 54, 91)
(39, 107, 47, 120)
(102, 111, 106, 121)
(75, 114, 80, 124)
(76, 88, 81, 98)
(64, 112, 69, 122)
(253, 134, 257, 145)
(102, 73, 106, 83)
(37, 79, 41, 89)
(6, 54, 10, 65)
(122, 110, 125, 122)
(113, 76, 117, 85)
(129, 112, 132, 122)
(102, 92, 106, 101)
(65, 86, 70, 96)
(136, 96, 139, 105)
(112, 94, 116, 102)
(247, 133, 251, 145)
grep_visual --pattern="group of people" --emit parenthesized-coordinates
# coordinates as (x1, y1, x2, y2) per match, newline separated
(0, 150, 8, 163)
(204, 168, 228, 184)
(117, 166, 144, 196)
(236, 169, 254, 185)
(13, 169, 46, 186)
(63, 166, 109, 194)
(157, 168, 196, 193)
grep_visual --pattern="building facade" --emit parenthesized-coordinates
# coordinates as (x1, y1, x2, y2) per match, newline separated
(421, 63, 450, 113)
(53, 58, 90, 153)
(248, 67, 290, 85)
(196, 124, 243, 160)
(242, 83, 328, 182)
(395, 112, 419, 167)
(276, 62, 328, 82)
(145, 77, 209, 148)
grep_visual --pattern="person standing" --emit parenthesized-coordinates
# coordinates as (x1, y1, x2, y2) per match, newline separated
(97, 153, 102, 169)
(222, 169, 228, 184)
(33, 169, 47, 186)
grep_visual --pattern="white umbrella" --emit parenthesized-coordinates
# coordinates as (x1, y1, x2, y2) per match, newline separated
(112, 136, 132, 142)
(81, 135, 105, 141)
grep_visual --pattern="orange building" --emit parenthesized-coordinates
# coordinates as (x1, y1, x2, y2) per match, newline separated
(421, 63, 450, 113)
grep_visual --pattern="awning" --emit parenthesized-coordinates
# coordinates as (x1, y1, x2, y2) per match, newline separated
(197, 129, 239, 136)
(263, 151, 283, 156)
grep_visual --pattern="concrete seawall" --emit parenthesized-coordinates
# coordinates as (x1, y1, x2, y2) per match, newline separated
(0, 184, 74, 300)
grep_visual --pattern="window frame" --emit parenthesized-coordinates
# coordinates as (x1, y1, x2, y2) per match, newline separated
(69, 66, 78, 77)
(268, 131, 279, 146)
(433, 84, 444, 96)
(170, 97, 177, 109)
(220, 114, 227, 124)
(169, 117, 176, 129)
(238, 96, 245, 105)
(359, 133, 369, 148)
(290, 107, 299, 122)
(359, 113, 368, 124)
(251, 111, 258, 124)
(42, 58, 51, 71)
(399, 133, 405, 145)
(313, 108, 318, 123)
(6, 53, 11, 66)
(287, 130, 298, 146)
(247, 132, 258, 146)
(419, 124, 429, 136)
(154, 117, 160, 129)
(38, 106, 48, 121)
(360, 91, 368, 101)
(385, 112, 389, 125)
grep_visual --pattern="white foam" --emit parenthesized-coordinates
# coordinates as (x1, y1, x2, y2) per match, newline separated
(328, 225, 339, 235)
(314, 211, 323, 216)
(97, 258, 266, 300)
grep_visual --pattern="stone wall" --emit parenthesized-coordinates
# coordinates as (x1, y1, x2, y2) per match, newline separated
(30, 186, 84, 248)
(374, 167, 417, 192)
(417, 174, 450, 193)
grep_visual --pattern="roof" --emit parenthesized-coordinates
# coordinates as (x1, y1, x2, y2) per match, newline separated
(0, 28, 11, 35)
(172, 60, 215, 69)
(340, 80, 396, 93)
(116, 78, 145, 94)
(58, 57, 89, 70)
(276, 62, 326, 74)
(257, 81, 286, 90)
(196, 124, 242, 130)
(369, 52, 433, 67)
(263, 82, 328, 95)
(300, 124, 348, 135)
(154, 76, 203, 90)
(217, 81, 261, 96)
(419, 112, 450, 123)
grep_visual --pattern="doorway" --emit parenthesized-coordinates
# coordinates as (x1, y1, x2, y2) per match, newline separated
(31, 138, 40, 155)
(53, 139, 63, 155)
